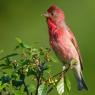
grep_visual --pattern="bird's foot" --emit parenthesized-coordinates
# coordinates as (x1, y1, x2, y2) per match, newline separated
(62, 66, 66, 71)
(62, 64, 70, 73)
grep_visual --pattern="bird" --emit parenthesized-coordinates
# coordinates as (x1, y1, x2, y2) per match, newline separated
(42, 4, 88, 90)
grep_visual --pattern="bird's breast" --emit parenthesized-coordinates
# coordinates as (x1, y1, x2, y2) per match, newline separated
(50, 37, 79, 63)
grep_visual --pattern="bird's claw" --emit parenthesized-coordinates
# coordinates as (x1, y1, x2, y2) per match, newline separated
(63, 66, 66, 71)
(62, 64, 70, 73)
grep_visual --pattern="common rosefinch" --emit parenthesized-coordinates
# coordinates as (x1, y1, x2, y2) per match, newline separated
(43, 4, 88, 90)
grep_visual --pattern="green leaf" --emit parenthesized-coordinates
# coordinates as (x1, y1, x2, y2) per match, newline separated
(45, 48, 51, 52)
(27, 68, 36, 76)
(43, 65, 51, 74)
(16, 37, 22, 43)
(64, 76, 71, 92)
(16, 37, 30, 49)
(15, 45, 20, 49)
(13, 89, 24, 95)
(38, 83, 47, 95)
(0, 82, 8, 90)
(11, 73, 19, 79)
(28, 82, 36, 92)
(57, 77, 64, 95)
(22, 44, 30, 49)
(0, 81, 2, 90)
(32, 48, 40, 55)
(21, 59, 29, 65)
(50, 56, 57, 63)
(19, 43, 30, 49)
(0, 53, 18, 60)
(5, 58, 11, 65)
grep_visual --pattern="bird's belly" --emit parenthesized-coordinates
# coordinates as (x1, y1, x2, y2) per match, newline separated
(51, 40, 79, 63)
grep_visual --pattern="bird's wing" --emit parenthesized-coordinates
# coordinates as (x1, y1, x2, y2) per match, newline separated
(67, 27, 83, 70)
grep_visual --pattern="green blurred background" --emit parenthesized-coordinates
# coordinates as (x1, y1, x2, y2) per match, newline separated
(0, 0, 95, 95)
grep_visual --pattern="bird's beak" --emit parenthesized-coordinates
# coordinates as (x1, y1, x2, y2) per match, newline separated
(41, 12, 50, 17)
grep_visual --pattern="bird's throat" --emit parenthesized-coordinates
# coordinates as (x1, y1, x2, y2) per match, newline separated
(47, 18, 56, 33)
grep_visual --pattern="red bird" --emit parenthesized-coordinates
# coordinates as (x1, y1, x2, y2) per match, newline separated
(43, 4, 88, 90)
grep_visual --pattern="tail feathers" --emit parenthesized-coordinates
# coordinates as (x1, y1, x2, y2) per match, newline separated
(77, 75, 88, 91)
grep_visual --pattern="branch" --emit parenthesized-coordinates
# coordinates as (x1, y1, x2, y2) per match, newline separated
(46, 65, 70, 83)
(35, 69, 42, 95)
(46, 66, 70, 94)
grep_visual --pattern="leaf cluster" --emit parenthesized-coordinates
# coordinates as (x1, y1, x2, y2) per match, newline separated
(0, 38, 71, 95)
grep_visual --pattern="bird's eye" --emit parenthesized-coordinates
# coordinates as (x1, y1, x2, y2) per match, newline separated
(51, 12, 54, 16)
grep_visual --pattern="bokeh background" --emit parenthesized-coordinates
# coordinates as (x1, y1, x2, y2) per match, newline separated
(0, 0, 95, 95)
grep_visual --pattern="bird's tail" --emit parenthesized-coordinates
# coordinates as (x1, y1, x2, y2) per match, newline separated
(76, 72, 88, 90)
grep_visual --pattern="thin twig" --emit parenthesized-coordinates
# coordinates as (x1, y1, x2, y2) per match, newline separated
(35, 71, 41, 95)
(46, 66, 70, 94)
(46, 65, 70, 83)
(35, 77, 40, 95)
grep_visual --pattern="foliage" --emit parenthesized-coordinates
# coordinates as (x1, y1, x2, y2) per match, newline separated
(0, 38, 71, 95)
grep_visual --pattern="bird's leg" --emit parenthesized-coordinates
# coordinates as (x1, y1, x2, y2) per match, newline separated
(62, 63, 70, 73)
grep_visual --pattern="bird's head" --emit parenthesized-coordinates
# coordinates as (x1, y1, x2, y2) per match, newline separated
(42, 4, 65, 24)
